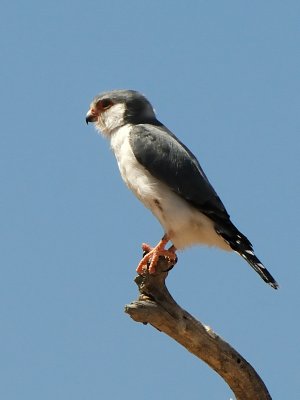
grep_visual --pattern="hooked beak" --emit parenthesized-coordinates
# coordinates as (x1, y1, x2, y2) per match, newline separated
(85, 109, 98, 124)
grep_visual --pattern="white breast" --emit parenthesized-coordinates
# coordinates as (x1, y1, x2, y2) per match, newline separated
(110, 125, 161, 206)
(109, 125, 230, 252)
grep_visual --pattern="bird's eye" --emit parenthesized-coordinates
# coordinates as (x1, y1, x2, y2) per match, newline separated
(100, 99, 113, 110)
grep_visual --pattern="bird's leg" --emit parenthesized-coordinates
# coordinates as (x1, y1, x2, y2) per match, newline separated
(136, 234, 177, 274)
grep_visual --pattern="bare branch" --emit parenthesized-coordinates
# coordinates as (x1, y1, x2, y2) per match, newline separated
(124, 257, 272, 400)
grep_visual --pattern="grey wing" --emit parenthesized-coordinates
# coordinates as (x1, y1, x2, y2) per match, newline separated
(129, 125, 279, 289)
(129, 124, 230, 222)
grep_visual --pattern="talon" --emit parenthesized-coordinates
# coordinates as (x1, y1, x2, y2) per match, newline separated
(136, 236, 177, 274)
(141, 243, 152, 256)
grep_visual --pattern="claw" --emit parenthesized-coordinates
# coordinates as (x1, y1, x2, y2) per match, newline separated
(136, 236, 177, 274)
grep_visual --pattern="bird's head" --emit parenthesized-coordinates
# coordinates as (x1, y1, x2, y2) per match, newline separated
(86, 89, 157, 136)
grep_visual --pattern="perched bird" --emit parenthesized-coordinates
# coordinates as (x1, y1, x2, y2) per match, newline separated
(86, 89, 278, 289)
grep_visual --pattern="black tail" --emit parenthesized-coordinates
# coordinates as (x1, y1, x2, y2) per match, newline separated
(238, 248, 279, 289)
(215, 222, 279, 289)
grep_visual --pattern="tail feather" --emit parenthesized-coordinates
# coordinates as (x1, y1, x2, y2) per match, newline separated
(215, 222, 279, 289)
(239, 249, 279, 290)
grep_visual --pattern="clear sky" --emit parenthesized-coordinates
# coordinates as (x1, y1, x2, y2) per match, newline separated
(1, 1, 299, 399)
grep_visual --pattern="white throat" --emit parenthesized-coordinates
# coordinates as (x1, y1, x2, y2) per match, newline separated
(95, 103, 126, 136)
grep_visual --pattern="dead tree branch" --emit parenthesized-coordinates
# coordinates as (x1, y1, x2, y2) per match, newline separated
(124, 257, 272, 400)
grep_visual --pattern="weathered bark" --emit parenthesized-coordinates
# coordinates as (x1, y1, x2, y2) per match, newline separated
(124, 257, 272, 400)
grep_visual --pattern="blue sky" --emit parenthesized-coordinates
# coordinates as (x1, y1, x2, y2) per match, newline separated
(1, 1, 299, 399)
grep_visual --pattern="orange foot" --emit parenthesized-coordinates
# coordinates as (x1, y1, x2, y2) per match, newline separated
(136, 235, 177, 274)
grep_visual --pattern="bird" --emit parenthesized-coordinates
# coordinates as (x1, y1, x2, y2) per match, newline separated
(86, 89, 278, 289)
